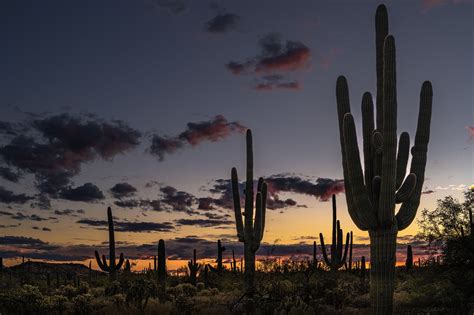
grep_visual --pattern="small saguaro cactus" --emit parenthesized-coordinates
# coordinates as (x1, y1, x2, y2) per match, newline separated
(347, 231, 353, 271)
(319, 195, 351, 271)
(231, 129, 267, 296)
(361, 256, 366, 277)
(124, 259, 131, 272)
(334, 4, 432, 313)
(312, 241, 317, 269)
(217, 240, 226, 272)
(153, 255, 157, 272)
(0, 257, 3, 272)
(94, 207, 125, 280)
(187, 249, 201, 286)
(406, 245, 413, 271)
(231, 249, 237, 273)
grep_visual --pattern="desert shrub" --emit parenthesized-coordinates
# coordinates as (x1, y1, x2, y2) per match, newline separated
(168, 283, 197, 298)
(125, 278, 157, 311)
(56, 284, 79, 299)
(104, 280, 121, 296)
(72, 293, 93, 314)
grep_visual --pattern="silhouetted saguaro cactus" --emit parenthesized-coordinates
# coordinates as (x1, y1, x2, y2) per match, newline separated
(334, 4, 432, 313)
(0, 257, 2, 272)
(312, 241, 318, 269)
(157, 239, 166, 284)
(231, 249, 237, 273)
(216, 240, 226, 272)
(124, 259, 131, 272)
(188, 249, 201, 286)
(348, 231, 353, 271)
(361, 256, 366, 278)
(231, 129, 267, 296)
(406, 245, 413, 271)
(319, 195, 351, 271)
(94, 207, 125, 280)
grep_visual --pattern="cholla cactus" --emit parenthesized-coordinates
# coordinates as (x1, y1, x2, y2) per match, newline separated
(334, 5, 432, 313)
(231, 129, 267, 295)
(319, 195, 351, 271)
(94, 207, 124, 280)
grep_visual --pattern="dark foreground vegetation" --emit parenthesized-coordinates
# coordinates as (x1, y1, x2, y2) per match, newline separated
(0, 254, 472, 314)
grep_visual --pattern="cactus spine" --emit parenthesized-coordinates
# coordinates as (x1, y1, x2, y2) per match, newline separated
(406, 245, 413, 271)
(187, 249, 200, 286)
(94, 207, 125, 280)
(319, 195, 351, 271)
(334, 4, 432, 313)
(231, 129, 267, 296)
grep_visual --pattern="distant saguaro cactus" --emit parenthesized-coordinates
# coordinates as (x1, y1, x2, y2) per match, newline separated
(94, 207, 125, 280)
(216, 240, 226, 272)
(187, 249, 201, 286)
(231, 249, 237, 273)
(361, 256, 366, 278)
(348, 231, 353, 271)
(125, 260, 132, 273)
(312, 241, 317, 269)
(231, 129, 267, 296)
(406, 245, 413, 271)
(157, 240, 166, 283)
(334, 4, 432, 313)
(319, 195, 351, 271)
(0, 257, 2, 272)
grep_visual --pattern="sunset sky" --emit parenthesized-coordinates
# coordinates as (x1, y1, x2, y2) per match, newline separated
(0, 0, 472, 269)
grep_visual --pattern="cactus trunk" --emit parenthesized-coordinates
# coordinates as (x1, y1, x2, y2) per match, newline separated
(370, 228, 397, 313)
(244, 245, 256, 294)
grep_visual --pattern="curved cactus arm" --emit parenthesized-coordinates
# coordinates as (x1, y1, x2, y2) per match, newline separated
(319, 233, 331, 267)
(379, 35, 398, 227)
(395, 173, 416, 203)
(336, 77, 368, 231)
(362, 92, 375, 198)
(231, 168, 245, 242)
(396, 81, 433, 230)
(343, 113, 378, 229)
(115, 253, 125, 270)
(260, 182, 267, 241)
(396, 132, 410, 189)
(95, 250, 108, 271)
(244, 130, 254, 235)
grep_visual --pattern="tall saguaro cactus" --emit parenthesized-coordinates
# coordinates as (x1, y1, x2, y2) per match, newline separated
(94, 207, 125, 280)
(231, 129, 267, 296)
(319, 195, 351, 271)
(334, 4, 432, 314)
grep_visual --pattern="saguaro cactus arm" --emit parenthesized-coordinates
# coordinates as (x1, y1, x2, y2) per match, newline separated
(395, 81, 433, 230)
